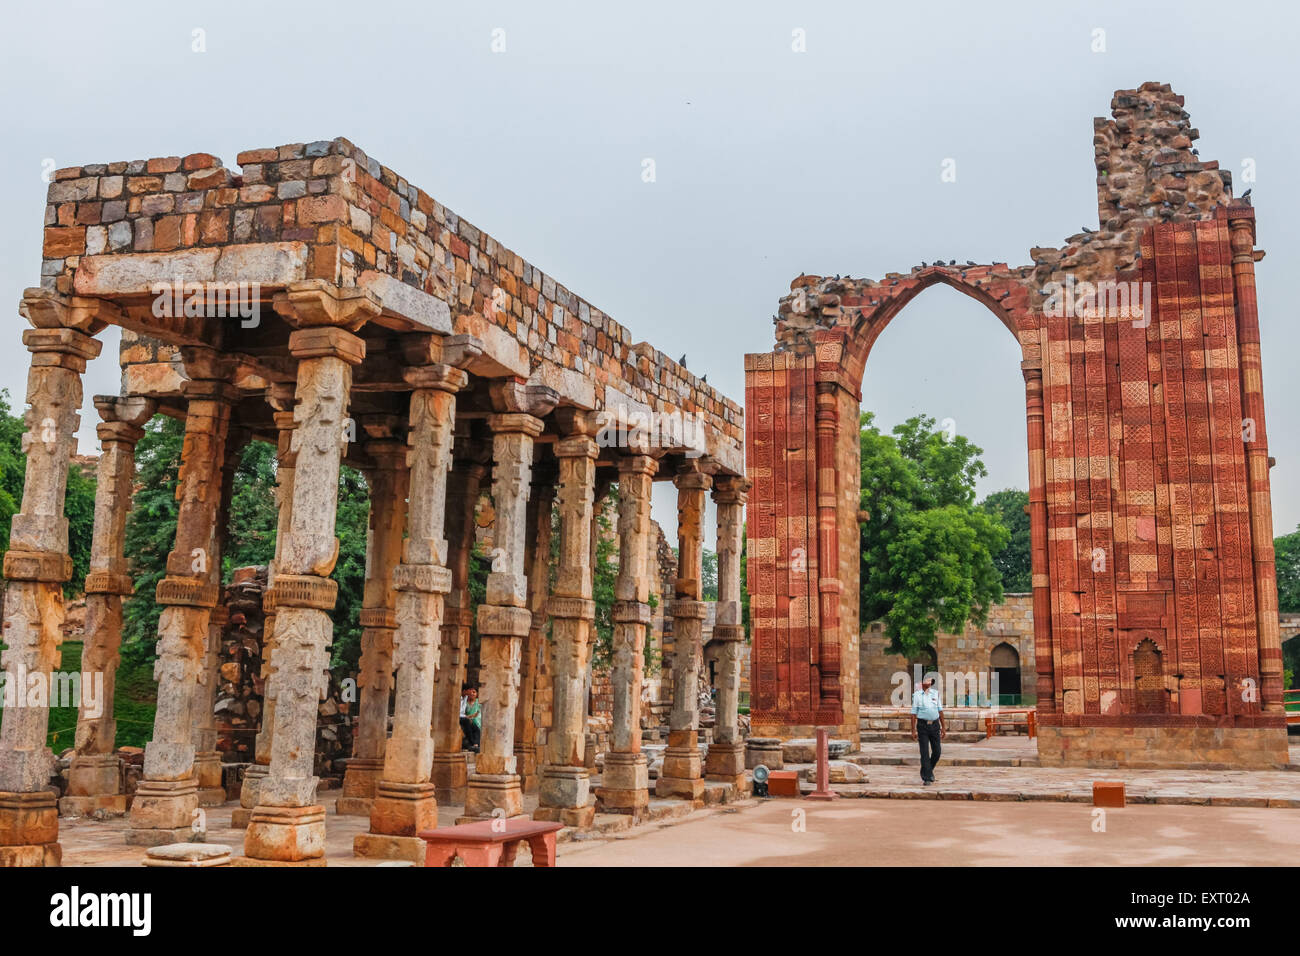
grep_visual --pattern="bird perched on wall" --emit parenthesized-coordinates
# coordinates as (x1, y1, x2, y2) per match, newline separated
(966, 260, 976, 266)
(701, 374, 707, 383)
(1081, 226, 1095, 233)
(1242, 188, 1252, 200)
(679, 354, 687, 367)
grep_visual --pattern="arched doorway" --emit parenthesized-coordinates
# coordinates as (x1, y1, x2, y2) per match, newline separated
(990, 642, 1021, 706)
(1132, 638, 1167, 715)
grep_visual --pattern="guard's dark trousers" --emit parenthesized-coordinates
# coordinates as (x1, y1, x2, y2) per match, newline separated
(917, 718, 941, 782)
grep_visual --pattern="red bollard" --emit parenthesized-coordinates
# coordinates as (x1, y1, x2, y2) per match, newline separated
(806, 728, 838, 801)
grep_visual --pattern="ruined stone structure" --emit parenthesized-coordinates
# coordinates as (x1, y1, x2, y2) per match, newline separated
(859, 595, 1037, 707)
(0, 137, 743, 866)
(745, 84, 1289, 769)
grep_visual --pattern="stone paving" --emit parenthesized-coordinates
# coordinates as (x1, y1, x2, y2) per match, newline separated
(778, 737, 1300, 806)
(557, 799, 1300, 867)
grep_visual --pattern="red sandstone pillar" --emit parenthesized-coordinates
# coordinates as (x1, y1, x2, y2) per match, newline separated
(1023, 366, 1056, 713)
(1228, 213, 1284, 713)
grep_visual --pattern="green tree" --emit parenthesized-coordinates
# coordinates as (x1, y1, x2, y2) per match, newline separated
(120, 416, 370, 676)
(0, 389, 97, 598)
(1276, 524, 1300, 615)
(859, 412, 1007, 658)
(979, 488, 1032, 593)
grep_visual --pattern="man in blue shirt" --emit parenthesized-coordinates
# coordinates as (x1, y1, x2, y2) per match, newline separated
(910, 673, 945, 785)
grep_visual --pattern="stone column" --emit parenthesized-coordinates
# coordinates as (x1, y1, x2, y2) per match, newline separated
(431, 443, 486, 804)
(128, 356, 237, 847)
(338, 427, 408, 816)
(705, 476, 748, 787)
(535, 415, 598, 826)
(191, 427, 245, 808)
(656, 467, 711, 800)
(61, 395, 155, 818)
(241, 282, 376, 865)
(236, 390, 296, 827)
(515, 467, 555, 794)
(596, 453, 658, 816)
(355, 363, 464, 861)
(1229, 216, 1284, 713)
(0, 291, 102, 867)
(461, 381, 556, 821)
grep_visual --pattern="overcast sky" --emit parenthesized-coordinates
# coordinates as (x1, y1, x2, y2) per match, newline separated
(1, 0, 1296, 544)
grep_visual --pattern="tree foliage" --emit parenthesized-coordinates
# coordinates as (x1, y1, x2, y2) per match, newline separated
(979, 488, 1032, 593)
(120, 416, 370, 675)
(1276, 524, 1300, 616)
(859, 412, 1007, 658)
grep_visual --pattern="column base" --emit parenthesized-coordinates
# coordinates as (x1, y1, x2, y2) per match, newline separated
(745, 738, 784, 770)
(432, 751, 468, 805)
(239, 764, 268, 810)
(65, 753, 123, 806)
(0, 843, 61, 867)
(705, 741, 746, 782)
(534, 766, 594, 827)
(193, 751, 226, 805)
(594, 752, 650, 816)
(657, 729, 703, 799)
(243, 805, 326, 863)
(367, 781, 438, 836)
(338, 757, 384, 815)
(0, 791, 60, 866)
(127, 778, 199, 842)
(515, 743, 541, 794)
(353, 833, 427, 865)
(230, 809, 253, 829)
(459, 773, 525, 823)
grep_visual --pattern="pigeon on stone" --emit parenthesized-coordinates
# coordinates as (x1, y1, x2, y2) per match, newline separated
(701, 374, 707, 383)
(921, 261, 928, 268)
(678, 354, 687, 367)
(1242, 188, 1252, 199)
(966, 260, 976, 266)
(1081, 226, 1095, 233)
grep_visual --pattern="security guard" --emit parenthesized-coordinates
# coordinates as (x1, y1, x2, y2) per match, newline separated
(909, 673, 945, 785)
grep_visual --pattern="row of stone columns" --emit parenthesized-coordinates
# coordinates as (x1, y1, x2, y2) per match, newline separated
(0, 285, 748, 866)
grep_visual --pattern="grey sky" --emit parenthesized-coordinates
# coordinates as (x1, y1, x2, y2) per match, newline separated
(1, 0, 1296, 544)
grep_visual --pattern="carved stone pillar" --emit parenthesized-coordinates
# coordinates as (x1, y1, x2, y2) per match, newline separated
(595, 453, 658, 816)
(516, 466, 555, 794)
(431, 442, 486, 804)
(128, 355, 237, 847)
(0, 291, 103, 867)
(705, 476, 748, 787)
(60, 395, 155, 818)
(236, 389, 296, 827)
(1230, 216, 1284, 713)
(461, 381, 556, 822)
(656, 467, 711, 800)
(354, 363, 465, 863)
(535, 416, 598, 826)
(240, 282, 376, 866)
(338, 427, 408, 816)
(192, 427, 245, 809)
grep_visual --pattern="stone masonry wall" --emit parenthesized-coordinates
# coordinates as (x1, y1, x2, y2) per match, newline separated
(41, 139, 742, 448)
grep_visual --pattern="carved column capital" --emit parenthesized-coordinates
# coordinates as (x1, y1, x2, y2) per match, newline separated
(404, 363, 468, 393)
(273, 279, 381, 331)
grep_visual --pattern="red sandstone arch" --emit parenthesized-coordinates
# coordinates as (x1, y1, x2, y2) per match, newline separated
(746, 208, 1288, 769)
